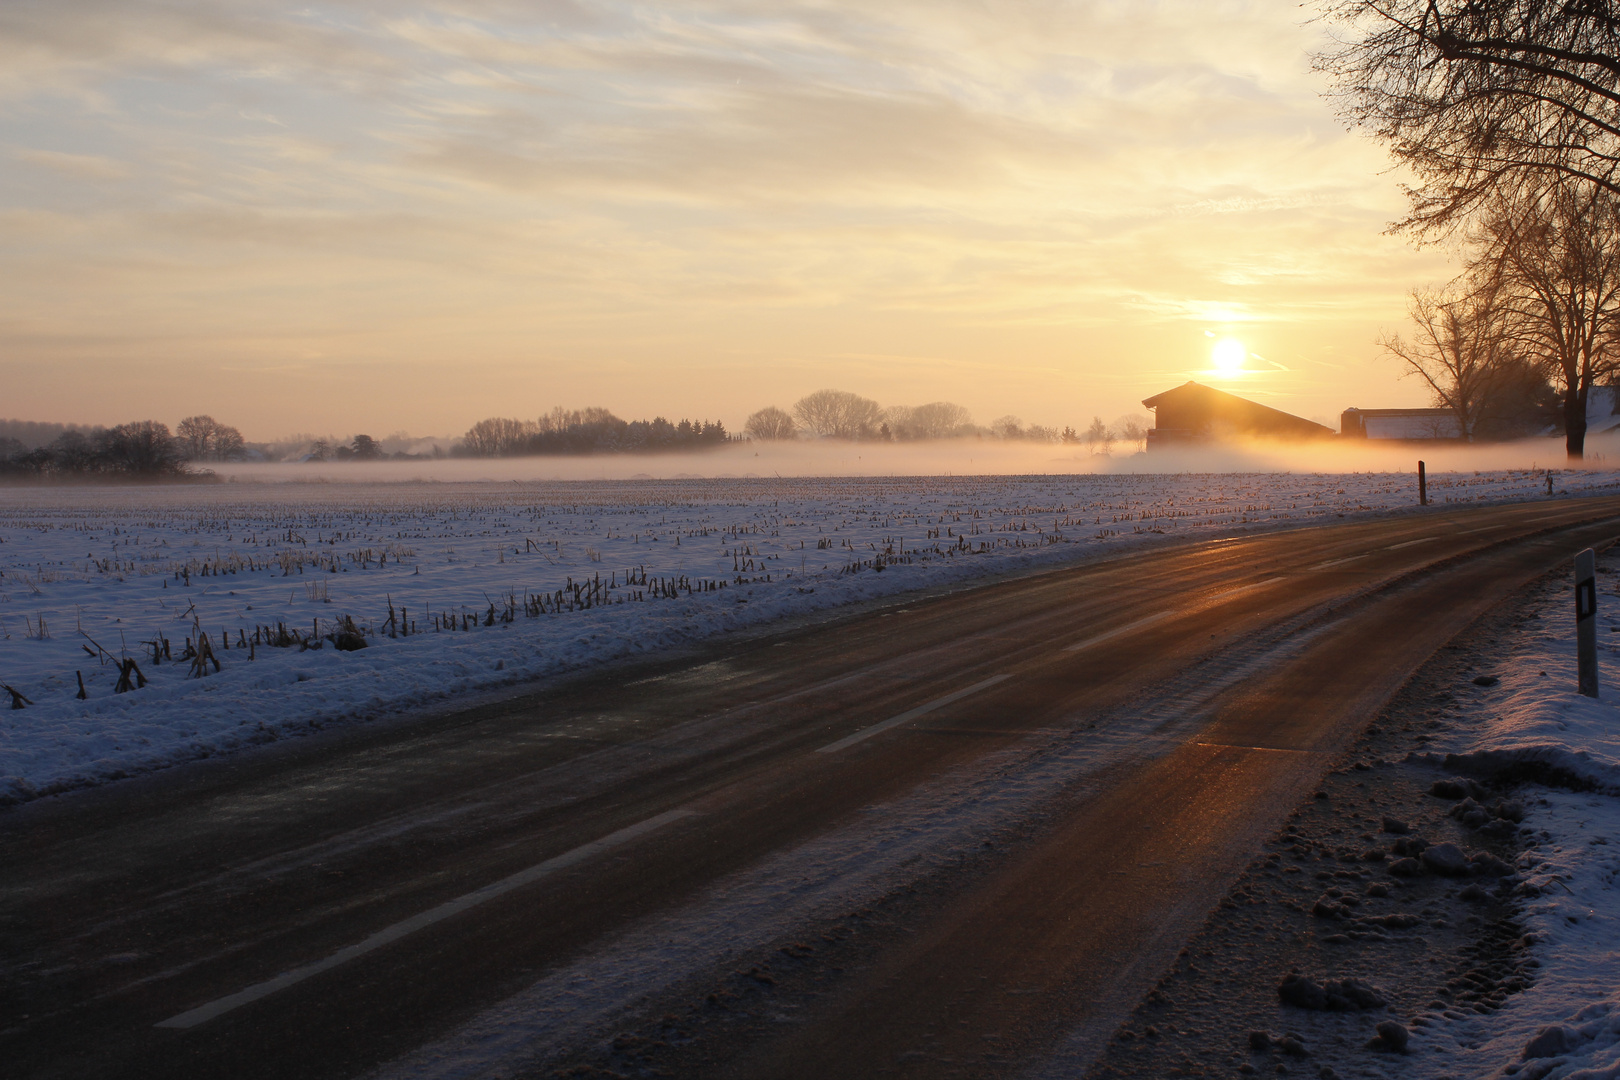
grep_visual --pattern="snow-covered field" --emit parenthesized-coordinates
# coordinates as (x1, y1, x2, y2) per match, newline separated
(1, 468, 1615, 806)
(1405, 547, 1620, 1079)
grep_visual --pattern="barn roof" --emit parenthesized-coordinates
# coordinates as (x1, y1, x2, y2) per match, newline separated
(1141, 381, 1334, 440)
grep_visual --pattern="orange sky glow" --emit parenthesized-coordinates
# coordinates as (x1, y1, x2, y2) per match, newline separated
(0, 1, 1453, 441)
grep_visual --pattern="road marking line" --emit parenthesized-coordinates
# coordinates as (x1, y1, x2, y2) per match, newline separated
(1062, 611, 1172, 652)
(1211, 576, 1285, 598)
(1385, 536, 1438, 550)
(154, 808, 699, 1030)
(1309, 555, 1364, 570)
(815, 675, 1013, 754)
(1195, 742, 1317, 754)
(1459, 526, 1496, 534)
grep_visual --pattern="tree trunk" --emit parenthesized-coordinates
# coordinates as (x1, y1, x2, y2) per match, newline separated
(1565, 385, 1589, 460)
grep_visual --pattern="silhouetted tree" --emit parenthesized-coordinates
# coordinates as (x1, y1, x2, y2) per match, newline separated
(990, 415, 1024, 440)
(1475, 358, 1564, 439)
(1084, 417, 1112, 455)
(1319, 0, 1620, 235)
(1381, 278, 1512, 442)
(99, 421, 183, 476)
(888, 401, 973, 440)
(349, 434, 383, 460)
(1473, 182, 1620, 457)
(463, 417, 538, 456)
(744, 406, 797, 440)
(176, 415, 245, 461)
(1111, 415, 1149, 451)
(47, 431, 98, 474)
(793, 390, 882, 439)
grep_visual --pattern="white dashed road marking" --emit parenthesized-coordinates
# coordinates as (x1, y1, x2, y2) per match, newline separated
(1062, 611, 1172, 652)
(815, 675, 1014, 754)
(155, 808, 698, 1030)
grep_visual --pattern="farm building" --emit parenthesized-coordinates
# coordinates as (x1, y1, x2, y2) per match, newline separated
(1343, 388, 1620, 442)
(1339, 408, 1461, 441)
(1141, 382, 1335, 450)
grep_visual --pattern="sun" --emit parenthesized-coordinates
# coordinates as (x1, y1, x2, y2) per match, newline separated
(1211, 337, 1247, 375)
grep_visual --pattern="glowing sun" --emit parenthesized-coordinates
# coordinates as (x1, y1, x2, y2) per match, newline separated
(1211, 337, 1247, 375)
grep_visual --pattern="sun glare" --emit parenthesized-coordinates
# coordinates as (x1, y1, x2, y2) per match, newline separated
(1211, 337, 1247, 375)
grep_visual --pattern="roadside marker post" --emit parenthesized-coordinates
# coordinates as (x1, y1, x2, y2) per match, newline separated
(1576, 547, 1599, 698)
(1418, 461, 1427, 506)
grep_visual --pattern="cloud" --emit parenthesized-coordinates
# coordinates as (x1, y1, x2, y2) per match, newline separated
(11, 146, 129, 179)
(0, 0, 1448, 436)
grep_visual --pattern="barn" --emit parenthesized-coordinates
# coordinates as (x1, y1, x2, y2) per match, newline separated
(1141, 382, 1335, 450)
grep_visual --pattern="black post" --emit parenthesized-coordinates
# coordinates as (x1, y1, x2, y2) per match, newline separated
(1577, 547, 1599, 698)
(1418, 460, 1427, 506)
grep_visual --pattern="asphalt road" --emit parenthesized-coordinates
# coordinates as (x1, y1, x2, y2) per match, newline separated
(4, 496, 1620, 1080)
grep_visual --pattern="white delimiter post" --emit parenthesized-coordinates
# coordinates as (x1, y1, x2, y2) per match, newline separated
(1576, 547, 1599, 698)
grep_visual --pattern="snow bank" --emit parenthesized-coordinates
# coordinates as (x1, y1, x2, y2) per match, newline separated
(1403, 550, 1620, 1079)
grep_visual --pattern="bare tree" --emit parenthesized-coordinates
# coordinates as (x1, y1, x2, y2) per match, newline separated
(792, 390, 882, 439)
(1083, 416, 1112, 455)
(1318, 0, 1620, 235)
(212, 425, 245, 460)
(100, 421, 183, 476)
(744, 406, 797, 440)
(886, 401, 973, 440)
(990, 415, 1024, 440)
(1475, 182, 1620, 457)
(537, 407, 618, 434)
(1110, 414, 1149, 452)
(175, 415, 246, 461)
(48, 431, 97, 473)
(1380, 278, 1511, 441)
(176, 416, 213, 459)
(462, 417, 537, 457)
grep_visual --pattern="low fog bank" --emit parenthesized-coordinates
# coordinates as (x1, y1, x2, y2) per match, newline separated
(199, 431, 1620, 485)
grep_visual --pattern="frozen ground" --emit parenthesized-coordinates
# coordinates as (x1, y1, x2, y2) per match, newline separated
(1, 469, 1615, 806)
(1401, 549, 1620, 1080)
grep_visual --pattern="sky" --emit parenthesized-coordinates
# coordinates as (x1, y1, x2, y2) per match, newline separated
(0, 0, 1455, 441)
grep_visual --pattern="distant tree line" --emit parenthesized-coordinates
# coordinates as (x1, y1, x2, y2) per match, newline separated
(0, 420, 194, 480)
(0, 419, 101, 449)
(0, 414, 270, 482)
(742, 390, 1144, 452)
(456, 408, 729, 457)
(1, 394, 1149, 480)
(305, 434, 391, 461)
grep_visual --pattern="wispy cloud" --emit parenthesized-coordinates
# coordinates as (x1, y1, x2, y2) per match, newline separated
(11, 146, 130, 179)
(0, 0, 1447, 436)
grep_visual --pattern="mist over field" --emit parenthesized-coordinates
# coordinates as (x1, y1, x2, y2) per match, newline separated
(191, 432, 1620, 485)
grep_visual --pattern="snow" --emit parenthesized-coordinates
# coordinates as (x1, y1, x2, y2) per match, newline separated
(1, 468, 1617, 806)
(365, 609, 1320, 1080)
(1394, 549, 1620, 1079)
